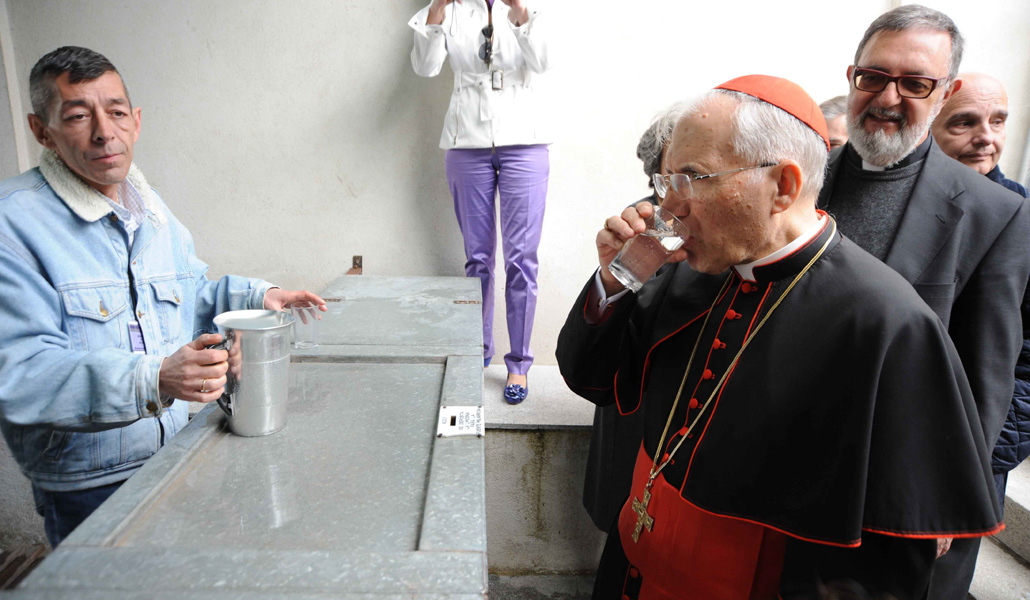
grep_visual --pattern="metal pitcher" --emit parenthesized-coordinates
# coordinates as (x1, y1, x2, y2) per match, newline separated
(211, 310, 294, 437)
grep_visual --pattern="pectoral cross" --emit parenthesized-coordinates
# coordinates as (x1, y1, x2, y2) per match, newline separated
(630, 489, 654, 543)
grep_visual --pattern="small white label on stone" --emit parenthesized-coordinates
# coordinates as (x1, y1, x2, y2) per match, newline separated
(436, 406, 484, 438)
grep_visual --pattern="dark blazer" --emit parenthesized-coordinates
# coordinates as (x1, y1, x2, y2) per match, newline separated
(989, 169, 1030, 482)
(819, 138, 1030, 450)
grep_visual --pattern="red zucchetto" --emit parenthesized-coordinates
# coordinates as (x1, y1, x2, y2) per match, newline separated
(716, 74, 831, 151)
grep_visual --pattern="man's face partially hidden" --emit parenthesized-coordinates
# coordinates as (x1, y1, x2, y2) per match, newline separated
(28, 71, 141, 200)
(931, 74, 1008, 175)
(826, 115, 848, 150)
(845, 28, 953, 167)
(660, 96, 775, 275)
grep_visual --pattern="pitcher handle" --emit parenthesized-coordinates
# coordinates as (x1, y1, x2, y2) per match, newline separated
(206, 338, 236, 417)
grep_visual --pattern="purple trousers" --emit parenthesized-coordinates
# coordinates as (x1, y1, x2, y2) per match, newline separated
(445, 144, 549, 375)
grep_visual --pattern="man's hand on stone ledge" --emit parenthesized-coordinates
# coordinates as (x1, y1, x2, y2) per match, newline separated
(263, 288, 328, 314)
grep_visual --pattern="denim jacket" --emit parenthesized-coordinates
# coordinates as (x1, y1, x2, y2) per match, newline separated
(0, 150, 273, 491)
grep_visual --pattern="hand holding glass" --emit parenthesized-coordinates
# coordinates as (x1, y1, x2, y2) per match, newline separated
(607, 205, 688, 292)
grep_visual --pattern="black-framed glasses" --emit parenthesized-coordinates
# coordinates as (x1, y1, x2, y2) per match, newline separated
(652, 163, 776, 199)
(478, 25, 493, 64)
(851, 66, 946, 99)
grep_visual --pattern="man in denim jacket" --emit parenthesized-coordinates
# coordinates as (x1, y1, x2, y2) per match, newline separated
(0, 46, 325, 547)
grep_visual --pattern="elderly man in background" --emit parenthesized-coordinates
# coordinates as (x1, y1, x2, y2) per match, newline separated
(819, 95, 849, 150)
(932, 72, 1030, 527)
(932, 72, 1027, 195)
(558, 74, 1000, 600)
(818, 7, 1030, 598)
(0, 46, 325, 548)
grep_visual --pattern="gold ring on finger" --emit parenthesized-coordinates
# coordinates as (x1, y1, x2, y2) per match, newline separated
(200, 378, 208, 393)
(603, 219, 611, 231)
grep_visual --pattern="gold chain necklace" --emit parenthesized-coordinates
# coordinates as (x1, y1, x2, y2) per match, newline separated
(630, 221, 837, 543)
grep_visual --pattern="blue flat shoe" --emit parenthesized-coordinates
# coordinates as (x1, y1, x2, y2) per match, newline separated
(504, 383, 528, 405)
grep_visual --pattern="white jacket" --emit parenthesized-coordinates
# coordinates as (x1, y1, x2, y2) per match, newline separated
(409, 1, 551, 150)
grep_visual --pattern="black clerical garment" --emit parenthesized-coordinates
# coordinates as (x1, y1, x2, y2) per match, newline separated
(557, 219, 1001, 599)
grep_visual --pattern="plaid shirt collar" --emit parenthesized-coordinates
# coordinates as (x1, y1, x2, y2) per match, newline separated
(97, 179, 148, 236)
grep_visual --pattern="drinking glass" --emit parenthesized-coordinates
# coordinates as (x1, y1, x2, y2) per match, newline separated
(607, 206, 688, 292)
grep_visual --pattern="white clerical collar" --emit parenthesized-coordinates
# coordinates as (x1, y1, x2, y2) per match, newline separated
(861, 160, 886, 172)
(732, 214, 827, 282)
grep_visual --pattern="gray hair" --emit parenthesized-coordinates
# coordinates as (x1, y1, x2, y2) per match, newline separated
(29, 46, 129, 123)
(688, 90, 828, 199)
(636, 104, 685, 183)
(854, 4, 964, 80)
(820, 96, 848, 121)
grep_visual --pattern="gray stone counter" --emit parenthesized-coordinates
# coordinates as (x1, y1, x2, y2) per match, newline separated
(7, 276, 487, 599)
(295, 276, 484, 359)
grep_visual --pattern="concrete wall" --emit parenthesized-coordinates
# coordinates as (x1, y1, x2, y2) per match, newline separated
(1, 0, 1028, 548)
(0, 443, 44, 549)
(1, 0, 1027, 369)
(0, 0, 21, 179)
(927, 0, 1030, 185)
(0, 52, 17, 179)
(486, 430, 604, 574)
(0, 0, 44, 549)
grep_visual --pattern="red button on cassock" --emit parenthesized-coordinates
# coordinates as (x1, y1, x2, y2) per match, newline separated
(713, 338, 726, 349)
(702, 369, 714, 380)
(741, 282, 753, 293)
(725, 309, 738, 320)
(629, 568, 639, 578)
(688, 398, 699, 409)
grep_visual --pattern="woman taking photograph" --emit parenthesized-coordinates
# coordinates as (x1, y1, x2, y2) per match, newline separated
(409, 0, 551, 404)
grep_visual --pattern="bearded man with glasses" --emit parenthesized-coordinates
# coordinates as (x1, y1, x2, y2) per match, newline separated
(558, 75, 1001, 600)
(818, 6, 1030, 598)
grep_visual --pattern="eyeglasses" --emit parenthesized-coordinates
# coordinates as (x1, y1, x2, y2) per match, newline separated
(652, 163, 776, 199)
(478, 25, 493, 65)
(851, 67, 946, 99)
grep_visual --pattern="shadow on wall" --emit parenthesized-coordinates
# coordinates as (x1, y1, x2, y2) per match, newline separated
(322, 22, 466, 278)
(391, 62, 463, 277)
(396, 2, 468, 278)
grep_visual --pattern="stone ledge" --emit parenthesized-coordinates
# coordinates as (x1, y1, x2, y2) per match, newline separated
(970, 536, 1030, 600)
(487, 574, 593, 599)
(190, 364, 599, 430)
(482, 365, 595, 431)
(996, 460, 1030, 563)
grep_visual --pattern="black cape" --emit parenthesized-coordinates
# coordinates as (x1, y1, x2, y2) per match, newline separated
(558, 220, 1001, 597)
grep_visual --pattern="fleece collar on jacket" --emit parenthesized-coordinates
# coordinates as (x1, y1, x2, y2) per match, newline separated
(38, 149, 166, 225)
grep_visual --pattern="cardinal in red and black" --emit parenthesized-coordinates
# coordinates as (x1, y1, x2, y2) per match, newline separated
(557, 75, 1002, 600)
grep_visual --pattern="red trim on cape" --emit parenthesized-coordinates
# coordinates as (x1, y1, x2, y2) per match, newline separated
(560, 374, 611, 392)
(615, 370, 633, 416)
(679, 279, 774, 488)
(862, 522, 1005, 539)
(583, 281, 617, 326)
(679, 493, 863, 549)
(661, 461, 1002, 548)
(560, 286, 618, 397)
(616, 311, 707, 417)
(618, 280, 736, 417)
